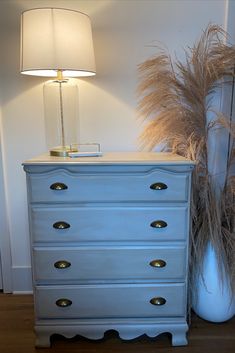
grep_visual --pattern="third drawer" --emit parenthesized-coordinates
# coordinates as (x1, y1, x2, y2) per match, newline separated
(33, 246, 187, 282)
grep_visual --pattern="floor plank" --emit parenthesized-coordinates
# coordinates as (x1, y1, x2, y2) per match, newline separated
(0, 294, 234, 352)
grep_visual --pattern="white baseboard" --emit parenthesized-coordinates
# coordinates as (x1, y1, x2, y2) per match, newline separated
(12, 266, 33, 293)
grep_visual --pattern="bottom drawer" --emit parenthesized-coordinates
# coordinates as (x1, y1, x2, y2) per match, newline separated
(35, 283, 186, 319)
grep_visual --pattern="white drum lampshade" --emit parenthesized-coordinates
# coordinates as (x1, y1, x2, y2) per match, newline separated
(20, 8, 96, 77)
(20, 8, 96, 156)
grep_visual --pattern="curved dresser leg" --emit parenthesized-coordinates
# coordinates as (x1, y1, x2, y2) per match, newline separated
(171, 331, 188, 346)
(35, 332, 51, 348)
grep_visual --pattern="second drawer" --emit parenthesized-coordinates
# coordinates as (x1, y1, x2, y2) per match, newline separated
(31, 206, 188, 242)
(33, 246, 186, 282)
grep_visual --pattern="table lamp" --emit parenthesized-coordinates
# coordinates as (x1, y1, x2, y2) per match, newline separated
(20, 8, 96, 156)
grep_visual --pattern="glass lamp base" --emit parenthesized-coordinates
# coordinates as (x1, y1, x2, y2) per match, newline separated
(50, 146, 78, 157)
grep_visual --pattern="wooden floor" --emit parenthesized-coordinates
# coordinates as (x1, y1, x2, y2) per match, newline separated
(0, 293, 234, 353)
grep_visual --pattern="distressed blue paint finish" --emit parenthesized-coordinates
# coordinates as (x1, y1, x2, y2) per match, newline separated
(33, 246, 186, 282)
(35, 283, 186, 319)
(29, 168, 189, 203)
(31, 206, 188, 242)
(23, 152, 194, 347)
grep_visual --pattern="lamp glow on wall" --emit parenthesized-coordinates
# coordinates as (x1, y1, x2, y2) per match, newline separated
(20, 8, 96, 156)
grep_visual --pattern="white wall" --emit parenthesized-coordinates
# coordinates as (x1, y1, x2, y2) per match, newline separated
(0, 0, 229, 292)
(0, 107, 4, 290)
(0, 105, 13, 292)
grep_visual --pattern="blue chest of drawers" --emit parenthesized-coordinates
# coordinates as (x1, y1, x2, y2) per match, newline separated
(23, 152, 194, 347)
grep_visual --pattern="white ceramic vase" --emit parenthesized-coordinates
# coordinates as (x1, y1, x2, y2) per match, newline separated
(192, 243, 235, 322)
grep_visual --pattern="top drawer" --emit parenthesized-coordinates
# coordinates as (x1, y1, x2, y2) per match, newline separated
(28, 168, 189, 203)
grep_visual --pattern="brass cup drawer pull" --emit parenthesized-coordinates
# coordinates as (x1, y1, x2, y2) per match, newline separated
(150, 182, 168, 190)
(56, 298, 72, 307)
(149, 259, 166, 268)
(150, 220, 167, 228)
(50, 182, 68, 190)
(150, 297, 166, 306)
(53, 221, 70, 230)
(54, 260, 71, 269)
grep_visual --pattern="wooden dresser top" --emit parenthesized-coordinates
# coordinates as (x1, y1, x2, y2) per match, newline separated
(23, 152, 194, 166)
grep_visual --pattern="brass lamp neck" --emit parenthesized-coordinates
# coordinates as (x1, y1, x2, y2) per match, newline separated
(55, 70, 68, 83)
